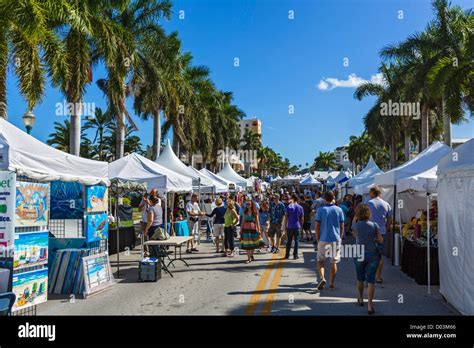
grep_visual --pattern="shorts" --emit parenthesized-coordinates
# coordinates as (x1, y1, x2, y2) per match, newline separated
(303, 222, 311, 230)
(213, 223, 224, 238)
(317, 241, 342, 263)
(268, 223, 282, 238)
(187, 219, 200, 239)
(354, 252, 379, 283)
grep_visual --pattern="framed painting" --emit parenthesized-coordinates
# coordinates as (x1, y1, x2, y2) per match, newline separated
(85, 213, 108, 243)
(85, 185, 108, 213)
(50, 181, 83, 219)
(15, 182, 49, 227)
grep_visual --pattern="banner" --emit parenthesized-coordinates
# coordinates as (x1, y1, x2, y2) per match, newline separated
(0, 171, 16, 252)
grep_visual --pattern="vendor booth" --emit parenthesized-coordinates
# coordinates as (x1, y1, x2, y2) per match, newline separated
(200, 168, 238, 192)
(0, 118, 111, 313)
(299, 175, 321, 187)
(349, 156, 383, 194)
(373, 141, 452, 264)
(437, 138, 474, 315)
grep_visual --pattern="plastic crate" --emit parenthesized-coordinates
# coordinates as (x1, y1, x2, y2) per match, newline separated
(138, 259, 161, 282)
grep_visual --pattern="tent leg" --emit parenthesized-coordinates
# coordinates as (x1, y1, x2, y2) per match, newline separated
(115, 193, 120, 278)
(427, 193, 431, 294)
(392, 185, 397, 266)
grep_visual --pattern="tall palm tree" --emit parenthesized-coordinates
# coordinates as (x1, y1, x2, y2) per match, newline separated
(56, 0, 130, 156)
(99, 0, 171, 160)
(0, 0, 70, 119)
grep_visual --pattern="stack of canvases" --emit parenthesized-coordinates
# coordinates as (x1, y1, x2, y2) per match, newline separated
(49, 249, 90, 294)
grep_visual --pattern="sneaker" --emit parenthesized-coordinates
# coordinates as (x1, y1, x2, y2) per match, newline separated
(273, 248, 280, 254)
(270, 246, 275, 253)
(293, 255, 299, 260)
(317, 278, 326, 290)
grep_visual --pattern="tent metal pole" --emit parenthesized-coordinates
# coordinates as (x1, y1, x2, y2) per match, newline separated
(164, 191, 168, 235)
(427, 193, 431, 294)
(392, 185, 397, 266)
(115, 187, 120, 277)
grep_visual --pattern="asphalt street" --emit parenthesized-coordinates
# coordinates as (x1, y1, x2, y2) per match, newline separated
(38, 231, 457, 316)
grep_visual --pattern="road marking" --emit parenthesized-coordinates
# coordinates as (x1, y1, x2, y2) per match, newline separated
(244, 252, 280, 315)
(261, 258, 286, 315)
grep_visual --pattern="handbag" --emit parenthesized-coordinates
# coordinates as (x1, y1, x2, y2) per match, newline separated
(151, 227, 170, 241)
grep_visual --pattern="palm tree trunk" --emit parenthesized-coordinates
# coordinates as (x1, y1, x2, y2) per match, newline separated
(390, 134, 397, 169)
(152, 108, 161, 161)
(115, 112, 125, 159)
(172, 132, 180, 157)
(70, 100, 82, 156)
(404, 126, 411, 161)
(441, 98, 451, 147)
(421, 103, 429, 151)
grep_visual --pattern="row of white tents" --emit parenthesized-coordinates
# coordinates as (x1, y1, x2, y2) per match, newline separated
(0, 118, 252, 195)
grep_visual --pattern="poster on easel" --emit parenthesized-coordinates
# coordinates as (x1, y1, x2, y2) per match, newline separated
(82, 252, 114, 297)
(15, 182, 49, 227)
(12, 267, 48, 311)
(0, 171, 16, 251)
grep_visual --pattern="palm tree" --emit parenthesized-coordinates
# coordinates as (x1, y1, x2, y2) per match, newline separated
(47, 119, 90, 157)
(0, 0, 69, 119)
(99, 0, 172, 160)
(83, 107, 112, 161)
(311, 151, 337, 171)
(103, 121, 144, 161)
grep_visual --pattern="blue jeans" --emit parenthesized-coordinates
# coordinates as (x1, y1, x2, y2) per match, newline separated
(354, 252, 379, 283)
(285, 228, 300, 257)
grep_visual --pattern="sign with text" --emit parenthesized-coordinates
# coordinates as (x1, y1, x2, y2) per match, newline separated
(0, 171, 16, 253)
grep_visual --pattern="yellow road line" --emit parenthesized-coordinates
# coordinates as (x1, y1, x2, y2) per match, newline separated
(261, 258, 286, 315)
(244, 252, 281, 315)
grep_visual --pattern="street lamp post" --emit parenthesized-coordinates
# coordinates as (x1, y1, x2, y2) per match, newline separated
(22, 110, 36, 134)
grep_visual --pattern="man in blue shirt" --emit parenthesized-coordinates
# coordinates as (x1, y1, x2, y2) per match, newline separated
(315, 191, 344, 291)
(283, 193, 304, 259)
(268, 194, 286, 253)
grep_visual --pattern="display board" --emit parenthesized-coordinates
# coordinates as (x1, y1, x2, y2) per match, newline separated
(50, 181, 83, 219)
(12, 267, 48, 311)
(82, 252, 114, 297)
(0, 171, 16, 250)
(85, 213, 109, 243)
(13, 231, 49, 269)
(15, 182, 49, 227)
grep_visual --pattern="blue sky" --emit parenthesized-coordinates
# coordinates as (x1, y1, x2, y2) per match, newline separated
(5, 0, 473, 167)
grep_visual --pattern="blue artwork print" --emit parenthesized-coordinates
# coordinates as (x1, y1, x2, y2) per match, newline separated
(85, 213, 109, 243)
(50, 181, 83, 219)
(86, 185, 108, 213)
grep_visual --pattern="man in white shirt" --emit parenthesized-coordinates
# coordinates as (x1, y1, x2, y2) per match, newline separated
(186, 193, 204, 253)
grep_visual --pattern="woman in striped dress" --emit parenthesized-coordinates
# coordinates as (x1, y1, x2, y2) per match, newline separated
(240, 200, 263, 263)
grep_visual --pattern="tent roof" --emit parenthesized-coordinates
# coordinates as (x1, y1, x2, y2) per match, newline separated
(154, 140, 213, 187)
(217, 161, 251, 188)
(374, 141, 452, 186)
(334, 170, 351, 183)
(188, 166, 227, 192)
(200, 168, 239, 192)
(397, 166, 438, 193)
(299, 175, 321, 186)
(313, 171, 340, 180)
(348, 156, 383, 187)
(108, 153, 193, 193)
(0, 118, 109, 185)
(437, 138, 474, 176)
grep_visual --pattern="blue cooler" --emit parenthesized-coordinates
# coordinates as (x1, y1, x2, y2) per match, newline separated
(138, 257, 161, 282)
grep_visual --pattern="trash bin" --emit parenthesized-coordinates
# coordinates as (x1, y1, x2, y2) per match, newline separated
(138, 257, 161, 282)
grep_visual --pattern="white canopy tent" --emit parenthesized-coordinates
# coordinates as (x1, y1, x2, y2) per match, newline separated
(200, 168, 240, 192)
(437, 138, 474, 315)
(349, 156, 383, 188)
(313, 171, 339, 180)
(334, 170, 351, 184)
(188, 166, 227, 193)
(0, 117, 109, 185)
(372, 141, 452, 265)
(396, 167, 438, 194)
(155, 140, 214, 189)
(299, 175, 321, 186)
(108, 153, 193, 193)
(217, 161, 252, 189)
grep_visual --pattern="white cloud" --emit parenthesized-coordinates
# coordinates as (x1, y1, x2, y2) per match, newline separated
(317, 73, 384, 91)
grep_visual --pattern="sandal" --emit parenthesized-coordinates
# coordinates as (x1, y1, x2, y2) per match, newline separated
(329, 285, 335, 291)
(368, 308, 375, 315)
(191, 248, 199, 252)
(357, 298, 364, 306)
(376, 279, 383, 284)
(245, 260, 251, 264)
(186, 249, 192, 254)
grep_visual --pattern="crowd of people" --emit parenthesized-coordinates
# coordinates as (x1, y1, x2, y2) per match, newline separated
(137, 184, 392, 315)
